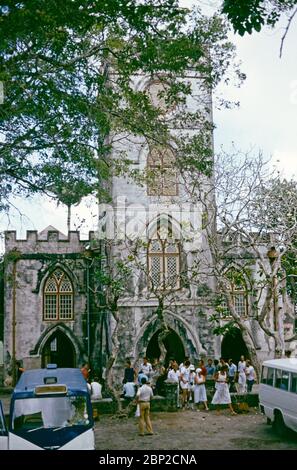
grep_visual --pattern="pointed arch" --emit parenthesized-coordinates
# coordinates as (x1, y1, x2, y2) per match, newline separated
(43, 268, 74, 320)
(31, 322, 84, 367)
(133, 309, 206, 361)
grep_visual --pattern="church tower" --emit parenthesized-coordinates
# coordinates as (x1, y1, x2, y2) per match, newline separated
(103, 72, 220, 376)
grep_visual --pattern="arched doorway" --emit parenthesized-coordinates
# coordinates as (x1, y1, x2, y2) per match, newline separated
(146, 329, 185, 366)
(221, 328, 249, 365)
(42, 330, 76, 368)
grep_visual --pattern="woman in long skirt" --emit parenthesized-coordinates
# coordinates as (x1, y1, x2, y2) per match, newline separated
(194, 368, 209, 411)
(238, 355, 247, 393)
(211, 365, 236, 415)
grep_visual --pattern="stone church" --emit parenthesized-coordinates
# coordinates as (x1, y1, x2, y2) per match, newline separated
(0, 74, 295, 385)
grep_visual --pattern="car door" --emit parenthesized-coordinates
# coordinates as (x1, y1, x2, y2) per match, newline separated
(0, 400, 8, 450)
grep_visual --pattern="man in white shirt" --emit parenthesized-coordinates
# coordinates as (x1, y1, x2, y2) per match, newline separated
(90, 377, 102, 400)
(139, 357, 152, 378)
(123, 381, 136, 400)
(136, 377, 154, 436)
(167, 364, 180, 383)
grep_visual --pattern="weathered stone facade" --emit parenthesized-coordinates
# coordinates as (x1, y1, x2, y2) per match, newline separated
(1, 74, 296, 388)
(2, 226, 107, 383)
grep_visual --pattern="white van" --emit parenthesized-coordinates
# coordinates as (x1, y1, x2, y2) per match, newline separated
(259, 358, 297, 436)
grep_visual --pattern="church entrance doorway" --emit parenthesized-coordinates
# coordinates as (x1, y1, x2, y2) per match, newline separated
(221, 328, 249, 365)
(146, 329, 185, 367)
(42, 330, 76, 368)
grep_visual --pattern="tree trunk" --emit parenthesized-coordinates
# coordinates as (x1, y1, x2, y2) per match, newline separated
(104, 311, 124, 414)
(239, 325, 261, 380)
(157, 329, 170, 364)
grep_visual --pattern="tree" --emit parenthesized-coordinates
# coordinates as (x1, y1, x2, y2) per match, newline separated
(222, 0, 297, 56)
(194, 149, 297, 375)
(0, 1, 240, 210)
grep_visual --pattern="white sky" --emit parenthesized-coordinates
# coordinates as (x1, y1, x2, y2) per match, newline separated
(0, 2, 297, 251)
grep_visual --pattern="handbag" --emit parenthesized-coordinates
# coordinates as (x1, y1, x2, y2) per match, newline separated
(135, 404, 140, 417)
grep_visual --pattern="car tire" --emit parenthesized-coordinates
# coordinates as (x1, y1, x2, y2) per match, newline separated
(273, 411, 287, 438)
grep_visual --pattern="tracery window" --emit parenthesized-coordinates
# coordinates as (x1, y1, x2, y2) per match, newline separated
(148, 222, 180, 290)
(43, 269, 73, 320)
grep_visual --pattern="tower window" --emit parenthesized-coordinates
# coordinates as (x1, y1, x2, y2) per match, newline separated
(147, 147, 178, 196)
(44, 269, 73, 321)
(148, 232, 180, 291)
(221, 269, 248, 317)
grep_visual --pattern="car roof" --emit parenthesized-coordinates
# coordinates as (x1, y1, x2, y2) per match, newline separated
(262, 358, 297, 372)
(14, 367, 88, 395)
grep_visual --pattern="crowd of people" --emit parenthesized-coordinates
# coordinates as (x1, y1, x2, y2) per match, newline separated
(79, 355, 256, 435)
(121, 355, 257, 415)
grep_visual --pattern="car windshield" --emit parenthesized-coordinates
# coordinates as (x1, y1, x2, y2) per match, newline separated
(13, 396, 90, 432)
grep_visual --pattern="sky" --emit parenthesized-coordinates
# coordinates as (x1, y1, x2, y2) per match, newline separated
(0, 1, 297, 251)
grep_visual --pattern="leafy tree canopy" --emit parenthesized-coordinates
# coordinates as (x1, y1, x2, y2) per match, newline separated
(0, 0, 240, 209)
(222, 0, 297, 35)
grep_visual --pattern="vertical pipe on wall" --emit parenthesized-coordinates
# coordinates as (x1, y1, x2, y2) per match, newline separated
(12, 260, 17, 385)
(86, 259, 90, 362)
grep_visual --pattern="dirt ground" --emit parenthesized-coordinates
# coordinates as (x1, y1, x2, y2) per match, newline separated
(94, 408, 297, 450)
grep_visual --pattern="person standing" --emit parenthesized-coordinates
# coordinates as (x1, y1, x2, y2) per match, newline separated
(179, 359, 191, 409)
(81, 363, 91, 381)
(167, 362, 180, 408)
(245, 360, 256, 393)
(123, 359, 135, 384)
(238, 355, 247, 393)
(228, 359, 237, 393)
(194, 368, 209, 411)
(211, 365, 237, 415)
(205, 359, 215, 378)
(136, 377, 154, 436)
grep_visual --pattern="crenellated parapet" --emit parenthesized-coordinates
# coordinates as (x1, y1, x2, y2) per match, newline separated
(5, 227, 97, 255)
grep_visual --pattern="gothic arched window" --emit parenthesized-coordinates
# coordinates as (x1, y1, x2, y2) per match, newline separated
(43, 269, 73, 321)
(147, 146, 177, 196)
(148, 224, 180, 290)
(221, 269, 248, 317)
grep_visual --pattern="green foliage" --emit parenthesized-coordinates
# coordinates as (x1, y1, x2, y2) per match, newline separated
(0, 1, 240, 209)
(222, 0, 297, 35)
(210, 310, 238, 336)
(90, 252, 132, 311)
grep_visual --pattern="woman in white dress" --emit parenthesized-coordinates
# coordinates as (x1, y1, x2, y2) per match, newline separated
(194, 368, 209, 411)
(238, 355, 247, 393)
(211, 365, 236, 415)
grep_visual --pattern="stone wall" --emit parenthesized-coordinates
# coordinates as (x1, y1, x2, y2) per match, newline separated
(2, 228, 96, 382)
